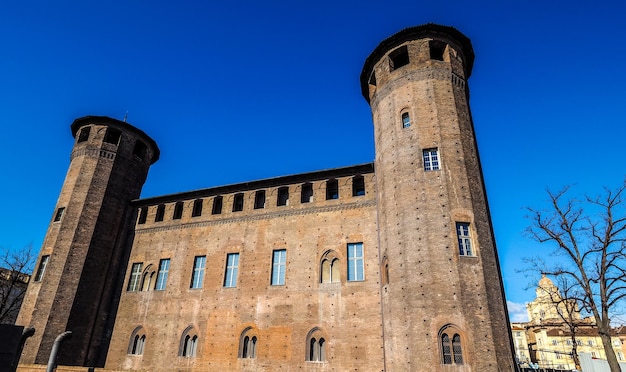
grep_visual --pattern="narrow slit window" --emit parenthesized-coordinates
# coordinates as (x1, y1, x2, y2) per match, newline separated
(173, 202, 183, 220)
(254, 190, 266, 209)
(192, 199, 203, 217)
(301, 183, 313, 203)
(77, 127, 90, 143)
(233, 193, 244, 212)
(212, 196, 223, 215)
(352, 175, 365, 196)
(34, 255, 50, 282)
(389, 45, 409, 71)
(53, 207, 65, 222)
(277, 186, 289, 206)
(402, 112, 411, 128)
(155, 204, 165, 222)
(138, 207, 148, 224)
(103, 128, 122, 145)
(326, 179, 339, 200)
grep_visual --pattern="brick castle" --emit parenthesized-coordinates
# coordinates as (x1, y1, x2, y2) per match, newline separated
(16, 24, 517, 371)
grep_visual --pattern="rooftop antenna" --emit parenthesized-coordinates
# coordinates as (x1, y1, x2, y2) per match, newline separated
(123, 111, 128, 122)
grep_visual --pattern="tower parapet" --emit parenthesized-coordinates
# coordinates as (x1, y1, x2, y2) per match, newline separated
(361, 24, 516, 370)
(17, 116, 159, 367)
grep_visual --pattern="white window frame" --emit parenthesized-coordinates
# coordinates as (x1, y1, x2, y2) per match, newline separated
(456, 222, 473, 256)
(271, 249, 286, 285)
(155, 258, 170, 290)
(191, 256, 206, 289)
(347, 243, 364, 281)
(224, 253, 239, 288)
(423, 148, 441, 171)
(127, 263, 143, 291)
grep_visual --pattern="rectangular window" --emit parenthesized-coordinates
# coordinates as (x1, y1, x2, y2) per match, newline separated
(103, 128, 121, 145)
(277, 187, 289, 206)
(224, 253, 240, 287)
(401, 112, 411, 128)
(173, 202, 184, 220)
(212, 196, 223, 214)
(34, 255, 50, 282)
(192, 199, 203, 217)
(423, 148, 440, 171)
(155, 204, 165, 222)
(254, 190, 266, 209)
(190, 256, 206, 289)
(301, 183, 313, 203)
(138, 207, 148, 224)
(127, 263, 143, 291)
(77, 127, 90, 143)
(326, 179, 339, 200)
(271, 249, 287, 285)
(155, 258, 170, 290)
(347, 243, 364, 281)
(456, 222, 473, 256)
(233, 193, 244, 212)
(352, 176, 365, 196)
(53, 207, 65, 222)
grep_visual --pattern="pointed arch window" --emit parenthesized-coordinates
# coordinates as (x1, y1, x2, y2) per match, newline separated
(179, 327, 198, 358)
(320, 251, 340, 283)
(439, 326, 464, 365)
(238, 328, 258, 358)
(306, 328, 327, 362)
(128, 326, 146, 355)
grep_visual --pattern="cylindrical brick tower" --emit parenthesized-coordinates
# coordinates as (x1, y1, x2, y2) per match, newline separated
(17, 116, 159, 367)
(361, 24, 516, 370)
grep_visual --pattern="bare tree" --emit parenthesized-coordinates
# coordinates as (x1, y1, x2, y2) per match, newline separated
(0, 245, 35, 324)
(534, 275, 585, 370)
(526, 182, 626, 372)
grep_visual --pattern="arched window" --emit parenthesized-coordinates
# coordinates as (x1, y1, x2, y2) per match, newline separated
(439, 325, 464, 365)
(128, 326, 146, 355)
(320, 251, 340, 283)
(238, 327, 258, 358)
(401, 112, 411, 128)
(179, 326, 198, 357)
(306, 328, 327, 362)
(141, 265, 155, 291)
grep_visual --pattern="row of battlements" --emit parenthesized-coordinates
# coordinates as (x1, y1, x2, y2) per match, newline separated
(134, 163, 376, 228)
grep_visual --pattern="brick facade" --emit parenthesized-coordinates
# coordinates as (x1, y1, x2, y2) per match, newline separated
(17, 24, 516, 371)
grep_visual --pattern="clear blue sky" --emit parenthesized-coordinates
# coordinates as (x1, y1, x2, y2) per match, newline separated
(1, 0, 624, 322)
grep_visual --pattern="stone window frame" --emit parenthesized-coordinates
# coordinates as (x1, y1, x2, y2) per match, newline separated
(128, 326, 146, 355)
(320, 250, 340, 284)
(439, 324, 465, 365)
(179, 325, 199, 358)
(456, 222, 474, 257)
(305, 327, 327, 362)
(238, 326, 258, 358)
(34, 255, 50, 282)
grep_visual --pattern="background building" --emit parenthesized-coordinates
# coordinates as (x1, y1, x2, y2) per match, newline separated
(512, 276, 626, 370)
(17, 24, 517, 371)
